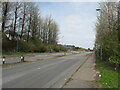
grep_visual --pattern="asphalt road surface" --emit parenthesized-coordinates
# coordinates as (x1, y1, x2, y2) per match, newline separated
(2, 52, 92, 88)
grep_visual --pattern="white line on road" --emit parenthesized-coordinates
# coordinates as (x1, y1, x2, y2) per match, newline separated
(37, 68, 41, 69)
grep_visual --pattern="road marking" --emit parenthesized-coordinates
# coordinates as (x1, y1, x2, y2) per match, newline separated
(37, 68, 41, 69)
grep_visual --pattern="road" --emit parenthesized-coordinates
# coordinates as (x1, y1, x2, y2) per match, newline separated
(2, 52, 92, 88)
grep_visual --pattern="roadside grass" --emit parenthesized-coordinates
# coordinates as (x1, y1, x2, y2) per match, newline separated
(97, 60, 119, 89)
(2, 60, 32, 68)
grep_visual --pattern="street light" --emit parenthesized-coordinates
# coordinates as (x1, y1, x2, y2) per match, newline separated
(61, 36, 66, 55)
(96, 8, 103, 60)
(96, 8, 101, 11)
(62, 36, 64, 45)
(16, 18, 22, 53)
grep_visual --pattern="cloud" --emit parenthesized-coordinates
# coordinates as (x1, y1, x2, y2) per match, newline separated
(39, 2, 98, 49)
(59, 14, 96, 49)
(61, 14, 96, 33)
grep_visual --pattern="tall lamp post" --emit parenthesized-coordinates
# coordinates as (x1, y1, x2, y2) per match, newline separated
(96, 8, 103, 60)
(16, 18, 22, 53)
(118, 1, 120, 43)
(62, 36, 64, 45)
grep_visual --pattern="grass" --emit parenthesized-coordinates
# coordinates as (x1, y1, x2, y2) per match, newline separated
(2, 60, 32, 68)
(97, 60, 119, 89)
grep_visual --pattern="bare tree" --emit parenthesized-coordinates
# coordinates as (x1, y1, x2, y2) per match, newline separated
(20, 2, 27, 39)
(1, 2, 10, 33)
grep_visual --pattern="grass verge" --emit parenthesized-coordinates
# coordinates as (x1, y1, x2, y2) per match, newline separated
(2, 60, 32, 68)
(97, 60, 119, 89)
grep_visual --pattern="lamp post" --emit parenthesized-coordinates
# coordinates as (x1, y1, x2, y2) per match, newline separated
(62, 36, 64, 45)
(61, 36, 66, 55)
(96, 8, 103, 60)
(118, 1, 120, 42)
(16, 18, 22, 53)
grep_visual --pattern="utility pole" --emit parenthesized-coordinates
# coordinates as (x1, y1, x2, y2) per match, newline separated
(118, 1, 120, 42)
(62, 36, 64, 45)
(16, 18, 22, 53)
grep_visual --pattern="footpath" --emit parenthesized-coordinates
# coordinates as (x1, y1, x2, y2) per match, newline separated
(63, 53, 101, 88)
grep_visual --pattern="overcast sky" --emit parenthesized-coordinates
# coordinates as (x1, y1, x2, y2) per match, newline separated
(38, 2, 98, 49)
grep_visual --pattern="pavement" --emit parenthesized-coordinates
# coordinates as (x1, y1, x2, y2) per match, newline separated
(2, 52, 93, 88)
(63, 53, 101, 88)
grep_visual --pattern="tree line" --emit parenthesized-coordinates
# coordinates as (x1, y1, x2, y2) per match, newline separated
(95, 1, 120, 69)
(0, 2, 67, 53)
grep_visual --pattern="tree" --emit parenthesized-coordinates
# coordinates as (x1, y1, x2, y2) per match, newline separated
(20, 2, 26, 39)
(95, 1, 120, 68)
(1, 2, 10, 33)
(1, 2, 64, 53)
(13, 2, 22, 39)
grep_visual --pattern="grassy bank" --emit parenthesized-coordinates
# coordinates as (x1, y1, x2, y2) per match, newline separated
(97, 61, 119, 89)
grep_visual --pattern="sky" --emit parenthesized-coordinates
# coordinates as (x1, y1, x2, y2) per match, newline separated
(38, 2, 98, 49)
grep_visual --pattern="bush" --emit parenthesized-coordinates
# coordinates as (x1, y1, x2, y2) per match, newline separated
(109, 56, 120, 64)
(2, 39, 16, 52)
(3, 38, 68, 53)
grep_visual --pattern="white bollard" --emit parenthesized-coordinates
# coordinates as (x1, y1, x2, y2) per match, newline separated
(2, 57, 5, 64)
(21, 55, 24, 62)
(99, 74, 102, 78)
